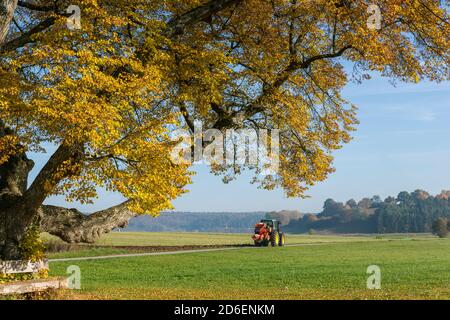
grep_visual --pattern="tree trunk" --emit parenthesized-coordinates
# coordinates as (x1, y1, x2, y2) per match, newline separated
(0, 203, 36, 260)
(0, 123, 36, 259)
(0, 0, 17, 45)
(1, 122, 136, 258)
(0, 130, 132, 259)
(0, 0, 21, 259)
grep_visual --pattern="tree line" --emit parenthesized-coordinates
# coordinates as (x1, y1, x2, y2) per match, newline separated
(126, 212, 265, 233)
(283, 190, 450, 235)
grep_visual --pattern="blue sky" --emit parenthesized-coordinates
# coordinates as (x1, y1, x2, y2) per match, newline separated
(32, 73, 450, 214)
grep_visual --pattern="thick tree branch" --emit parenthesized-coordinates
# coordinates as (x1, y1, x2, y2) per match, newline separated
(22, 143, 76, 213)
(39, 202, 136, 243)
(17, 0, 56, 12)
(0, 0, 17, 45)
(0, 16, 56, 53)
(178, 103, 195, 132)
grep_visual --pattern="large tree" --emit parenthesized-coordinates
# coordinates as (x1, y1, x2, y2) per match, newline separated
(0, 0, 448, 260)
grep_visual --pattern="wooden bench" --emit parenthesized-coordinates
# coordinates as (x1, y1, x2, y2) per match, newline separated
(0, 259, 68, 295)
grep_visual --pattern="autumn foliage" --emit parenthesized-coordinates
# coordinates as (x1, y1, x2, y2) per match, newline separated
(0, 1, 448, 257)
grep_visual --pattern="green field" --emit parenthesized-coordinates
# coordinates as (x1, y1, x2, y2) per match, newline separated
(46, 232, 404, 259)
(94, 232, 442, 246)
(47, 232, 450, 300)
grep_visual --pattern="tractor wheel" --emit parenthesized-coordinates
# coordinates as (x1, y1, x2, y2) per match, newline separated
(270, 232, 279, 247)
(278, 233, 286, 246)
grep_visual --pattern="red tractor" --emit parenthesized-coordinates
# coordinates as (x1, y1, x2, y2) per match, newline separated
(252, 219, 286, 247)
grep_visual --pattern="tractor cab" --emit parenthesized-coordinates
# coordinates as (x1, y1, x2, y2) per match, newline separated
(260, 219, 281, 231)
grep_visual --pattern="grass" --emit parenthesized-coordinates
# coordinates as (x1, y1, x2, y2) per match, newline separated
(93, 232, 437, 246)
(95, 232, 253, 246)
(42, 232, 434, 250)
(44, 232, 435, 259)
(47, 232, 450, 300)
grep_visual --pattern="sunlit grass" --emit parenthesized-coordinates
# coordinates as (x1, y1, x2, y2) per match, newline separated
(49, 235, 450, 300)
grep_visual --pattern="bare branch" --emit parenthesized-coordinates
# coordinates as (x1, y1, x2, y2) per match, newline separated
(17, 0, 56, 12)
(0, 16, 56, 53)
(168, 0, 243, 36)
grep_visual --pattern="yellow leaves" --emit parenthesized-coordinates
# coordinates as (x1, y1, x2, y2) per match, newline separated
(91, 136, 192, 216)
(167, 42, 233, 116)
(0, 134, 22, 166)
(19, 225, 46, 262)
(0, 0, 448, 210)
(0, 1, 196, 215)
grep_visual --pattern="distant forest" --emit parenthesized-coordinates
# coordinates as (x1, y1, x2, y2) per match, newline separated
(123, 190, 450, 234)
(282, 190, 450, 234)
(125, 212, 265, 233)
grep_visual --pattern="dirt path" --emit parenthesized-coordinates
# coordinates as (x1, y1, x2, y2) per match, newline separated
(48, 243, 324, 263)
(49, 246, 246, 262)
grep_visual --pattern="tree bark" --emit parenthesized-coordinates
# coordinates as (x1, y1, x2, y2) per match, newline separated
(0, 121, 36, 260)
(0, 0, 17, 45)
(39, 202, 136, 243)
(0, 203, 35, 259)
